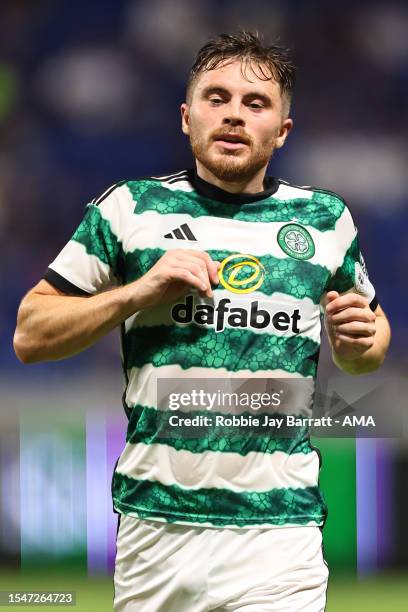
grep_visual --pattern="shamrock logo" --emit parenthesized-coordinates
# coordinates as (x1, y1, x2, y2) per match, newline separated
(277, 223, 315, 260)
(285, 231, 308, 253)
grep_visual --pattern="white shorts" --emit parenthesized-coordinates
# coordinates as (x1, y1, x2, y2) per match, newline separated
(114, 514, 329, 612)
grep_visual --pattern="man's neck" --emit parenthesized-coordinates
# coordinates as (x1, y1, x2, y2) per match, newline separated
(195, 161, 267, 194)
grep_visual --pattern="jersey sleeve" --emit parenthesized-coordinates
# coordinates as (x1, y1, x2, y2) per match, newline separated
(43, 183, 127, 296)
(323, 204, 378, 312)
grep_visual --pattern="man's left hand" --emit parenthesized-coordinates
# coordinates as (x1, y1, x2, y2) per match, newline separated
(324, 291, 376, 361)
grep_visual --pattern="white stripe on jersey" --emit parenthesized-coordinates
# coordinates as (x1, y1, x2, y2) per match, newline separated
(156, 178, 194, 192)
(48, 241, 116, 294)
(115, 443, 320, 492)
(274, 183, 314, 200)
(109, 206, 355, 273)
(150, 170, 189, 181)
(123, 363, 314, 416)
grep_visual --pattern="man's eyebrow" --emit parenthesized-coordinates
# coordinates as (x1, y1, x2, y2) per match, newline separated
(242, 91, 272, 106)
(200, 86, 231, 98)
(200, 85, 272, 105)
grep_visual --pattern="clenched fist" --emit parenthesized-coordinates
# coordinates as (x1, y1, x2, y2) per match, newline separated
(324, 291, 376, 361)
(130, 249, 220, 310)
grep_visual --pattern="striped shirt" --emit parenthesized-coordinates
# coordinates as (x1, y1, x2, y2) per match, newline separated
(44, 169, 377, 529)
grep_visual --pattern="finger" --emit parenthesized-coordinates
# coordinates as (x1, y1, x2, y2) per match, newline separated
(333, 334, 375, 348)
(173, 251, 212, 297)
(173, 251, 219, 286)
(325, 292, 369, 314)
(162, 257, 207, 287)
(330, 307, 375, 324)
(171, 254, 211, 288)
(210, 259, 221, 285)
(334, 322, 376, 337)
(194, 251, 220, 285)
(169, 267, 209, 293)
(325, 291, 340, 304)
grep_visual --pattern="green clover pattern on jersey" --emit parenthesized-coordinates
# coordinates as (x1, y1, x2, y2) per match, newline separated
(46, 170, 376, 529)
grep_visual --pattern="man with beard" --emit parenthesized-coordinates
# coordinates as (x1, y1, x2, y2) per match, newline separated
(14, 32, 390, 611)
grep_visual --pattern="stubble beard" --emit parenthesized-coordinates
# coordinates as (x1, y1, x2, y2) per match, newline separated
(189, 131, 275, 184)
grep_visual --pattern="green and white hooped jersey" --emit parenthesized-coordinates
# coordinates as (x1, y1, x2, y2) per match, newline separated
(44, 169, 377, 529)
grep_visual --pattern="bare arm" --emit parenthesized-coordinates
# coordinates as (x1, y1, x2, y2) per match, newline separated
(324, 291, 391, 375)
(14, 279, 140, 363)
(13, 250, 220, 364)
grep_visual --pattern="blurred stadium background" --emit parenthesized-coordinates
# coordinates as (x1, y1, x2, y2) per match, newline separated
(0, 0, 407, 610)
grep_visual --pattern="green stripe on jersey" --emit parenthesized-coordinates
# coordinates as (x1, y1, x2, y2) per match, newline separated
(126, 181, 345, 231)
(125, 405, 313, 455)
(124, 325, 319, 376)
(72, 205, 124, 278)
(123, 248, 330, 304)
(327, 235, 358, 294)
(112, 474, 326, 527)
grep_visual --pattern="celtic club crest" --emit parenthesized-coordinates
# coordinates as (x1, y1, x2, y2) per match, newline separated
(277, 223, 315, 260)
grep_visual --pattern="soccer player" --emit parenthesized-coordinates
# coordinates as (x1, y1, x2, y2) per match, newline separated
(14, 32, 390, 611)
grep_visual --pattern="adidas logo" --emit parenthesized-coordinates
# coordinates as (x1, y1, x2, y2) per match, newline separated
(164, 223, 197, 241)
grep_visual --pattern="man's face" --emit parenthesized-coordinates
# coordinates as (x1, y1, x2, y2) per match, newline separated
(181, 60, 293, 184)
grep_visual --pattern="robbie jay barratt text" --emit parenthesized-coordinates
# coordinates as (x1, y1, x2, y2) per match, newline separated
(167, 415, 376, 428)
(168, 415, 336, 427)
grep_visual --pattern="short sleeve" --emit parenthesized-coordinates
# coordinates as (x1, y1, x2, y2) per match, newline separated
(44, 182, 127, 295)
(324, 205, 378, 312)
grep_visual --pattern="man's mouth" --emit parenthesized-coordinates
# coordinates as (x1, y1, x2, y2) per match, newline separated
(213, 133, 250, 150)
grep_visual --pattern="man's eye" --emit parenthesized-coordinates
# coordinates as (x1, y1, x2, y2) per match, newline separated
(249, 102, 263, 109)
(209, 98, 223, 105)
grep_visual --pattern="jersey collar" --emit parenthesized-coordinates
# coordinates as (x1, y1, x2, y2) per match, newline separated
(188, 168, 279, 204)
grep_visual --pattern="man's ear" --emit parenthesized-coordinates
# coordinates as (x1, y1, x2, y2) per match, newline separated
(180, 103, 190, 136)
(274, 117, 293, 149)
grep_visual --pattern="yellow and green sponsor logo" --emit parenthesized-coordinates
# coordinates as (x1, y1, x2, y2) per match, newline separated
(218, 254, 265, 294)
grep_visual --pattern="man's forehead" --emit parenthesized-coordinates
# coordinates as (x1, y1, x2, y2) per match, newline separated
(193, 59, 281, 97)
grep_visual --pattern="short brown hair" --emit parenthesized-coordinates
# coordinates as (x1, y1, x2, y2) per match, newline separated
(187, 31, 296, 111)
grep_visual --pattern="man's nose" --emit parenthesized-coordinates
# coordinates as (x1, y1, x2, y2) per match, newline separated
(222, 102, 245, 127)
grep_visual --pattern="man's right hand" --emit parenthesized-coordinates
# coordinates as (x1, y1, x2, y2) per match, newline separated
(14, 249, 220, 364)
(130, 249, 220, 310)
